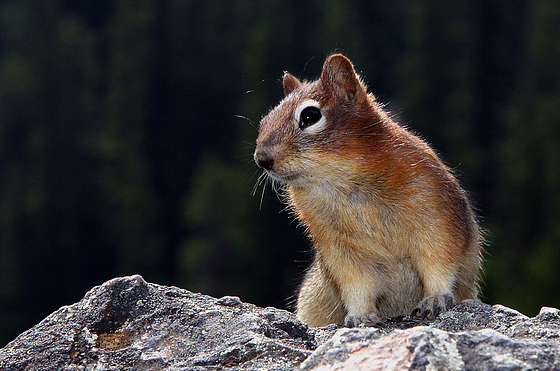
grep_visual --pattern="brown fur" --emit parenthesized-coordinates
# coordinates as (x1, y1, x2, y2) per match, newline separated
(254, 54, 482, 327)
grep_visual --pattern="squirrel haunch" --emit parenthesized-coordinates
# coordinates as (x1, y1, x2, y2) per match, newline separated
(254, 54, 482, 327)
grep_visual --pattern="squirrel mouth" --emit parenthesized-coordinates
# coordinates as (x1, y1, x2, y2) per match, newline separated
(266, 170, 301, 183)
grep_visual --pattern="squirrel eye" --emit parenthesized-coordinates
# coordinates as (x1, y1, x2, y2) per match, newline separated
(299, 107, 322, 130)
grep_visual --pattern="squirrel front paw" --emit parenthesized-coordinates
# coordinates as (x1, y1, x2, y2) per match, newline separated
(344, 313, 382, 327)
(411, 293, 457, 321)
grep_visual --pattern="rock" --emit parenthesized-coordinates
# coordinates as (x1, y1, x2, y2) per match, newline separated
(300, 326, 560, 371)
(300, 300, 560, 371)
(0, 275, 326, 370)
(1, 276, 559, 370)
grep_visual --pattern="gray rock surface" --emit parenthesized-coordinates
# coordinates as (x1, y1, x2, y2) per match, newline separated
(1, 275, 559, 370)
(301, 301, 560, 370)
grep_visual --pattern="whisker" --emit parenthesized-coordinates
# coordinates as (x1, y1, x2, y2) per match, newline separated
(234, 114, 258, 130)
(251, 171, 268, 196)
(241, 140, 256, 149)
(271, 179, 281, 202)
(235, 152, 255, 161)
(251, 171, 277, 211)
(259, 177, 267, 209)
(240, 156, 257, 167)
(246, 167, 262, 184)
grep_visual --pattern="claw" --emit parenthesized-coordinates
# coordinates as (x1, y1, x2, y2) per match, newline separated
(411, 293, 457, 321)
(344, 313, 382, 327)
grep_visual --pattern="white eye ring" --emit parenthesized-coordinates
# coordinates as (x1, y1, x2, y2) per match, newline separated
(294, 100, 326, 134)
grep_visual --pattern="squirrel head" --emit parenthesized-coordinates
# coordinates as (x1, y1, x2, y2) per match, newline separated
(254, 54, 386, 188)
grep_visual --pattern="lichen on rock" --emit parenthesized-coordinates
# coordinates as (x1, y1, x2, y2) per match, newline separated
(1, 275, 559, 370)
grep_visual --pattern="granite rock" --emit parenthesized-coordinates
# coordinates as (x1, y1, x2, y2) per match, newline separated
(1, 276, 559, 370)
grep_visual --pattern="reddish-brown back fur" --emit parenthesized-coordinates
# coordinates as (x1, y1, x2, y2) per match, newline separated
(255, 54, 482, 327)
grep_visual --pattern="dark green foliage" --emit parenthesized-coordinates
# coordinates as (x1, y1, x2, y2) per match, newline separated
(0, 0, 558, 347)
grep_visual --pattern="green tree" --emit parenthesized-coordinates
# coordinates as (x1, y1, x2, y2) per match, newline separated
(396, 1, 480, 171)
(97, 0, 166, 280)
(492, 1, 560, 314)
(0, 0, 103, 343)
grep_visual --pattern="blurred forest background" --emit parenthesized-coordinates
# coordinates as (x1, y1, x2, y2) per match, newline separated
(1, 0, 559, 346)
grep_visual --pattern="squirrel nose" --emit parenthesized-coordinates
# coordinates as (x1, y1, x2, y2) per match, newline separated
(254, 150, 275, 170)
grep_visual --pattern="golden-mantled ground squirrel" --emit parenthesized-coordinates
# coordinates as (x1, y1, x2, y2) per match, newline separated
(254, 54, 482, 327)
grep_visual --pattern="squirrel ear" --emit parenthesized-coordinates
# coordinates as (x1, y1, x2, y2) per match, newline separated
(283, 72, 301, 96)
(321, 54, 363, 101)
